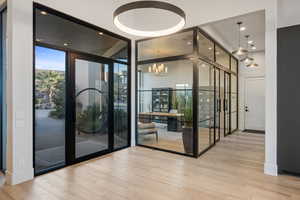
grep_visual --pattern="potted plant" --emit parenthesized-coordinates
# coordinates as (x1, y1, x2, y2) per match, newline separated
(182, 97, 193, 154)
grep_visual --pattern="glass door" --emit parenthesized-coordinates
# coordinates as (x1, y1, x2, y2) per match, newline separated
(70, 53, 113, 162)
(224, 72, 231, 136)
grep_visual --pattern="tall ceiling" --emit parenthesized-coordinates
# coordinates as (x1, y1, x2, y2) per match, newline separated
(201, 10, 265, 52)
(35, 0, 273, 40)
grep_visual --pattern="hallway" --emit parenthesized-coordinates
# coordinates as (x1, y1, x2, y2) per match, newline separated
(0, 132, 299, 200)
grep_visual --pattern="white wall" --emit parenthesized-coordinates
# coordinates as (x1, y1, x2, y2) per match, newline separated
(6, 0, 34, 185)
(278, 0, 300, 28)
(5, 0, 279, 185)
(239, 51, 265, 130)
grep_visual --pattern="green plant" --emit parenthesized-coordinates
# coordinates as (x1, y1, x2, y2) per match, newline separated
(36, 70, 64, 106)
(76, 103, 107, 134)
(49, 77, 65, 119)
(183, 96, 193, 128)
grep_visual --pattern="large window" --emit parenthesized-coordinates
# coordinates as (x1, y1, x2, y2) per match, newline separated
(137, 59, 194, 155)
(34, 46, 66, 172)
(34, 4, 130, 175)
(137, 30, 193, 61)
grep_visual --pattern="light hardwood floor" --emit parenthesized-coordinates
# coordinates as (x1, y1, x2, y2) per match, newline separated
(1, 132, 300, 200)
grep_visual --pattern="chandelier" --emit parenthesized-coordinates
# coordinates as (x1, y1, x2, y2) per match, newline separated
(148, 63, 168, 75)
(241, 35, 254, 65)
(246, 44, 259, 68)
(232, 22, 248, 57)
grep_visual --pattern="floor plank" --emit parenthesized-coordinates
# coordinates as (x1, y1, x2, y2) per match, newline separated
(0, 132, 299, 200)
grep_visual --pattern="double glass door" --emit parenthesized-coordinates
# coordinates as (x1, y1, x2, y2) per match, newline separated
(34, 47, 129, 174)
(216, 69, 231, 138)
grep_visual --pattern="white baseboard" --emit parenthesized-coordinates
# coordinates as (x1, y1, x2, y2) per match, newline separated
(264, 162, 278, 176)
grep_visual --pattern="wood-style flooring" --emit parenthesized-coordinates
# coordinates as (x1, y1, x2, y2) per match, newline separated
(1, 132, 300, 200)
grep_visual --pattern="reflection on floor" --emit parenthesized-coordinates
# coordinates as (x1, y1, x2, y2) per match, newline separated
(1, 132, 300, 200)
(139, 123, 213, 154)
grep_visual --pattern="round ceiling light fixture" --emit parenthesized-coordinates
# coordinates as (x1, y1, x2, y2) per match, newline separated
(113, 1, 186, 37)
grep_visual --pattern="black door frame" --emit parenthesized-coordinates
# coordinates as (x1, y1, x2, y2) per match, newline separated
(215, 68, 221, 142)
(33, 3, 131, 176)
(67, 52, 114, 165)
(224, 72, 231, 137)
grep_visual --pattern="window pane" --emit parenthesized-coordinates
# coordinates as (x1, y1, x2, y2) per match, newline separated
(198, 61, 214, 153)
(231, 57, 238, 73)
(35, 46, 66, 172)
(216, 45, 230, 68)
(35, 8, 128, 62)
(198, 32, 214, 60)
(231, 75, 237, 93)
(114, 63, 128, 149)
(137, 59, 194, 155)
(138, 30, 193, 61)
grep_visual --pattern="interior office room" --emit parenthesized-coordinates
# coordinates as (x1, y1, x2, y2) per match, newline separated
(0, 0, 300, 199)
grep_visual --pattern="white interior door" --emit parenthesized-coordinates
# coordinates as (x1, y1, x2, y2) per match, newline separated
(244, 77, 265, 131)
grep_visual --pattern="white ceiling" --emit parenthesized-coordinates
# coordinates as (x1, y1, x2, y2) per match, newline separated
(201, 10, 266, 52)
(35, 0, 273, 40)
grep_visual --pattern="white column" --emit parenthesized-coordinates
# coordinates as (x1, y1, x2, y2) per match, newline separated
(264, 1, 278, 176)
(6, 0, 34, 185)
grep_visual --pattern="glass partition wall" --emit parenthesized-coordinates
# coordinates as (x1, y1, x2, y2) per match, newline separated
(34, 4, 131, 175)
(136, 28, 238, 157)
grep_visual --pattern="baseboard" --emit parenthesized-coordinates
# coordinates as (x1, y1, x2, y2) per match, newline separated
(6, 167, 34, 185)
(264, 162, 278, 176)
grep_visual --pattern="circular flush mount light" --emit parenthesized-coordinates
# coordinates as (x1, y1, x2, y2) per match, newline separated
(113, 1, 186, 37)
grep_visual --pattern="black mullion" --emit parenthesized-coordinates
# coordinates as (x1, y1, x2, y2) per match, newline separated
(193, 28, 199, 157)
(67, 52, 76, 164)
(109, 62, 114, 152)
(0, 11, 3, 171)
(127, 41, 132, 147)
(213, 67, 216, 144)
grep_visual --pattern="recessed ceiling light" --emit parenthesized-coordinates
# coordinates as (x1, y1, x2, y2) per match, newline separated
(216, 51, 220, 55)
(98, 32, 104, 35)
(251, 46, 256, 50)
(187, 41, 192, 45)
(240, 26, 246, 31)
(63, 43, 69, 46)
(40, 11, 48, 15)
(248, 40, 254, 44)
(208, 47, 212, 50)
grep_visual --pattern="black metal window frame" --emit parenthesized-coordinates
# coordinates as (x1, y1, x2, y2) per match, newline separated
(33, 3, 132, 175)
(0, 3, 6, 172)
(135, 27, 239, 158)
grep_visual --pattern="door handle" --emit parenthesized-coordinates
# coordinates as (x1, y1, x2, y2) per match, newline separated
(245, 106, 249, 112)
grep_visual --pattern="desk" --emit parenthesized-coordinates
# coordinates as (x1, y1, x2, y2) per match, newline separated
(139, 112, 184, 132)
